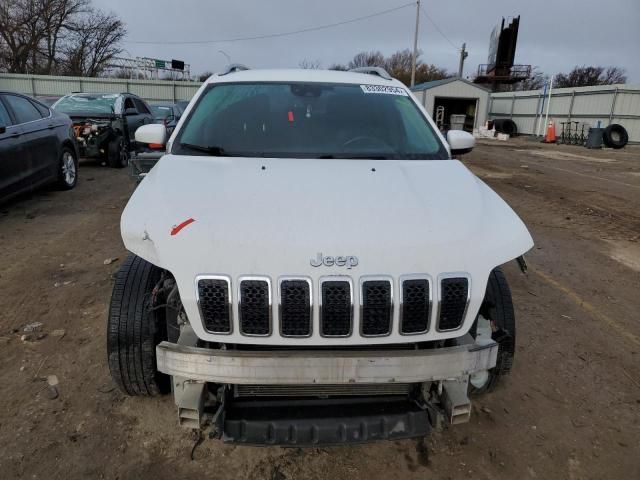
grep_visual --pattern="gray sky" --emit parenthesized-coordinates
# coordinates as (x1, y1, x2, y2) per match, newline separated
(94, 0, 640, 82)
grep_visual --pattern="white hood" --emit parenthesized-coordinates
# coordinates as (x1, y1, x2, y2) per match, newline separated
(121, 155, 533, 345)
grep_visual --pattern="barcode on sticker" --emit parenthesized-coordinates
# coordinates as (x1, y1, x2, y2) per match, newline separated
(360, 84, 408, 96)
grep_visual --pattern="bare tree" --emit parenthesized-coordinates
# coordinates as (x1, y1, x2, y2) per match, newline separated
(61, 9, 125, 76)
(510, 66, 548, 91)
(0, 0, 45, 73)
(298, 59, 321, 70)
(348, 51, 385, 69)
(0, 0, 125, 76)
(38, 0, 88, 73)
(385, 49, 414, 76)
(332, 50, 448, 86)
(555, 65, 627, 88)
(198, 71, 214, 82)
(328, 63, 348, 71)
(489, 67, 549, 93)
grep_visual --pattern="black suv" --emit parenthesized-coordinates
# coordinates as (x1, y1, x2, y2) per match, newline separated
(53, 93, 154, 168)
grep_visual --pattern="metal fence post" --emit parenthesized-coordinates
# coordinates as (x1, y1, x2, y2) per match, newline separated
(567, 90, 575, 123)
(609, 87, 619, 124)
(510, 94, 516, 119)
(533, 92, 542, 136)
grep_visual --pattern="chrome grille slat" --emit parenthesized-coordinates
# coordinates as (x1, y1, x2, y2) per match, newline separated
(360, 278, 393, 336)
(279, 278, 312, 337)
(196, 276, 232, 334)
(400, 276, 431, 335)
(437, 276, 470, 331)
(238, 277, 272, 336)
(320, 278, 353, 337)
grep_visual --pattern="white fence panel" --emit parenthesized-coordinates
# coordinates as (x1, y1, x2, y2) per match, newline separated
(0, 73, 202, 102)
(489, 84, 640, 143)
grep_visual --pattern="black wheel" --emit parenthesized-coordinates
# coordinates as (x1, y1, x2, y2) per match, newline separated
(56, 146, 78, 190)
(107, 255, 170, 396)
(603, 124, 628, 149)
(492, 119, 518, 136)
(469, 267, 516, 394)
(107, 136, 129, 168)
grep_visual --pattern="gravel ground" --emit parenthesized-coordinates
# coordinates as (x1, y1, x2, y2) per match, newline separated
(0, 138, 639, 479)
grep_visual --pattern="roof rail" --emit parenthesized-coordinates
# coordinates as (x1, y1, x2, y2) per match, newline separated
(349, 67, 392, 81)
(219, 64, 250, 76)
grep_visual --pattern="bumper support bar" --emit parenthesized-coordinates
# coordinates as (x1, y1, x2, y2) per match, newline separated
(156, 338, 498, 385)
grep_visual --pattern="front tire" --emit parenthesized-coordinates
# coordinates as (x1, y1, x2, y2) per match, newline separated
(107, 136, 129, 168)
(107, 255, 170, 396)
(469, 267, 516, 394)
(56, 146, 78, 190)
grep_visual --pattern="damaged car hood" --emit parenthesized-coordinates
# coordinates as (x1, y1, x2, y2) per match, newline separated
(121, 155, 533, 344)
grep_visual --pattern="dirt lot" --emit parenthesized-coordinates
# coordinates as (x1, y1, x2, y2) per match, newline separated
(1, 139, 639, 479)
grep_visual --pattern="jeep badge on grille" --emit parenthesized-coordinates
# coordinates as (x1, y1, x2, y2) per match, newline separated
(310, 253, 358, 269)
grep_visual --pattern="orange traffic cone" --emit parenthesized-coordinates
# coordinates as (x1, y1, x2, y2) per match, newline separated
(544, 120, 556, 143)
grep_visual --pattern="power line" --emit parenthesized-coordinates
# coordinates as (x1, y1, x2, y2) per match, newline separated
(419, 5, 460, 52)
(125, 2, 415, 46)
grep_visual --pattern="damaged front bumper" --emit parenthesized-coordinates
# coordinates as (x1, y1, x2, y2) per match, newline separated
(156, 336, 498, 445)
(156, 339, 497, 385)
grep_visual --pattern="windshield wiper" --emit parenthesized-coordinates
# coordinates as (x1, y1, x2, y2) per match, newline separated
(179, 142, 234, 156)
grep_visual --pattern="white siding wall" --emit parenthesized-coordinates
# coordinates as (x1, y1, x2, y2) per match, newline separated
(489, 84, 640, 143)
(418, 80, 490, 128)
(0, 73, 202, 102)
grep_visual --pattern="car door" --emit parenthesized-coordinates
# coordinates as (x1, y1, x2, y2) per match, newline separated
(0, 96, 25, 200)
(132, 97, 153, 139)
(3, 93, 57, 185)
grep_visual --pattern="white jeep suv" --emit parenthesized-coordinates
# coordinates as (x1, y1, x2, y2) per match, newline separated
(107, 65, 533, 446)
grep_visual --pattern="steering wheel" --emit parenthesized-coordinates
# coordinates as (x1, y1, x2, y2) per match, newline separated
(342, 135, 392, 150)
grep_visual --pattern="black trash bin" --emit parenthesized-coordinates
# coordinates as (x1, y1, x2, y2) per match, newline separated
(586, 128, 604, 149)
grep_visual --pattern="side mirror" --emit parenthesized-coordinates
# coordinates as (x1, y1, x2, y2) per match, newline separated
(0, 124, 5, 134)
(124, 108, 138, 116)
(447, 130, 475, 156)
(135, 123, 167, 145)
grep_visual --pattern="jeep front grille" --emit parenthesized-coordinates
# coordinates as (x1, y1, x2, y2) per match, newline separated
(239, 278, 271, 335)
(360, 279, 392, 336)
(196, 273, 471, 338)
(197, 277, 231, 333)
(400, 278, 431, 334)
(320, 279, 353, 337)
(438, 277, 469, 331)
(279, 279, 312, 337)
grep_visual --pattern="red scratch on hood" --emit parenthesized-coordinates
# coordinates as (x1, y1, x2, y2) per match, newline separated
(171, 218, 195, 236)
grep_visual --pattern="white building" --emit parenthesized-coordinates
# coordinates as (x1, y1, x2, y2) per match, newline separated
(411, 78, 490, 132)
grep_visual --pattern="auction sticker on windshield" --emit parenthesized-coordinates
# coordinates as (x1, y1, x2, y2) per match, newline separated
(360, 84, 408, 96)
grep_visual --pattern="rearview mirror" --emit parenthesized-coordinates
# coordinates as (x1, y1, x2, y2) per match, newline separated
(0, 124, 5, 134)
(124, 108, 138, 116)
(447, 130, 475, 156)
(135, 123, 167, 145)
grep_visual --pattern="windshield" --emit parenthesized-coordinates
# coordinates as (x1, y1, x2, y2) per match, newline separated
(174, 82, 447, 159)
(151, 105, 173, 120)
(54, 94, 117, 114)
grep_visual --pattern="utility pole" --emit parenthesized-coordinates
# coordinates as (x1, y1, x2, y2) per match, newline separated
(410, 0, 421, 87)
(457, 43, 468, 78)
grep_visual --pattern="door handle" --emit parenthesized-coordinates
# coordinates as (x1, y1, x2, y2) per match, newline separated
(10, 132, 20, 138)
(47, 124, 55, 129)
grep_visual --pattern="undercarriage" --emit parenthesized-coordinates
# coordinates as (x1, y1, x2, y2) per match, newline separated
(158, 324, 497, 445)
